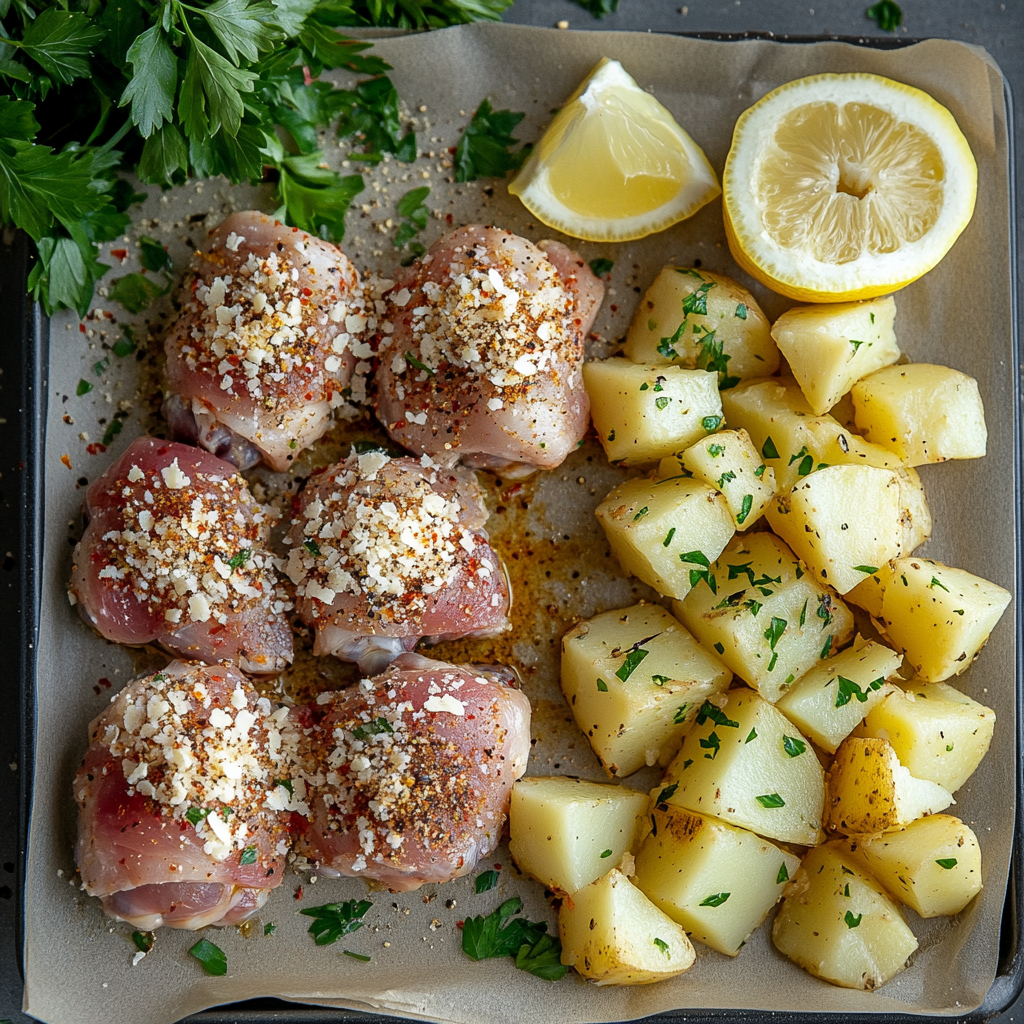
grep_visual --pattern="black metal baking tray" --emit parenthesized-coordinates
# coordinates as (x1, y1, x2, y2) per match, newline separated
(0, 27, 1020, 1024)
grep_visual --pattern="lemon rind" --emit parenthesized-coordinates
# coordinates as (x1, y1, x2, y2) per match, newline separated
(723, 73, 978, 302)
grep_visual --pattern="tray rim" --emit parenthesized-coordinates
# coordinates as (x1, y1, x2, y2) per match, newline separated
(5, 26, 1021, 1024)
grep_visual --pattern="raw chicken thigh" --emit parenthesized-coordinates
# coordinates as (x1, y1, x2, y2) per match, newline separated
(74, 661, 303, 929)
(70, 436, 292, 674)
(292, 653, 531, 891)
(375, 225, 604, 476)
(284, 449, 510, 674)
(164, 211, 366, 471)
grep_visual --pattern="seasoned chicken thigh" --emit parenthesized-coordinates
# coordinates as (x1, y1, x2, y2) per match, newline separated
(293, 653, 531, 891)
(74, 662, 303, 929)
(285, 450, 510, 674)
(375, 226, 603, 476)
(70, 437, 292, 674)
(164, 211, 367, 471)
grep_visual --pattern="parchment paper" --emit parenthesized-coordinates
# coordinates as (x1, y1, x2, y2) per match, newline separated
(23, 22, 1016, 1024)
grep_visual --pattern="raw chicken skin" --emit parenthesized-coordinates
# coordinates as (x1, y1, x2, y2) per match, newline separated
(165, 211, 367, 471)
(375, 226, 604, 476)
(293, 653, 531, 891)
(284, 450, 510, 673)
(70, 436, 292, 674)
(74, 662, 305, 929)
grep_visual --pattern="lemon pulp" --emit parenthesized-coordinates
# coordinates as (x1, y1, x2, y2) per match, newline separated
(755, 101, 945, 264)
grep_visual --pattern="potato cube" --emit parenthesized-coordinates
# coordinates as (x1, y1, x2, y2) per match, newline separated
(771, 297, 900, 415)
(509, 777, 649, 895)
(895, 468, 932, 555)
(776, 639, 903, 754)
(561, 604, 732, 778)
(846, 569, 886, 618)
(674, 532, 854, 703)
(875, 557, 1012, 682)
(559, 868, 696, 985)
(721, 377, 900, 493)
(659, 687, 825, 846)
(595, 476, 735, 600)
(851, 363, 987, 466)
(772, 844, 918, 990)
(624, 267, 778, 382)
(853, 682, 995, 793)
(825, 737, 953, 836)
(584, 359, 722, 465)
(850, 814, 983, 917)
(633, 806, 800, 955)
(767, 465, 904, 595)
(675, 428, 776, 529)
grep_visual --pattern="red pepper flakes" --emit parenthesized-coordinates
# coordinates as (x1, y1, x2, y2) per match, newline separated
(86, 443, 107, 456)
(294, 885, 304, 900)
(110, 249, 128, 263)
(60, 454, 72, 470)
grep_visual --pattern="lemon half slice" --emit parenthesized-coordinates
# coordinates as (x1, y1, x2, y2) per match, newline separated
(723, 73, 977, 302)
(509, 58, 721, 242)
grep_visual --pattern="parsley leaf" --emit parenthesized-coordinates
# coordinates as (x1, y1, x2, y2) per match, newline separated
(570, 0, 618, 15)
(394, 184, 430, 248)
(108, 272, 168, 313)
(515, 932, 569, 980)
(588, 257, 614, 276)
(189, 937, 227, 975)
(866, 0, 902, 32)
(755, 793, 786, 808)
(699, 892, 730, 908)
(278, 152, 364, 242)
(475, 868, 499, 893)
(300, 899, 373, 946)
(16, 10, 106, 85)
(120, 27, 178, 137)
(454, 99, 529, 182)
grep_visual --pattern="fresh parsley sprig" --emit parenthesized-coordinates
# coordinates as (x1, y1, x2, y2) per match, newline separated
(0, 0, 508, 319)
(461, 896, 568, 981)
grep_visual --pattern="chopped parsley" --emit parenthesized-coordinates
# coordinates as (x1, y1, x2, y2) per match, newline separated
(228, 549, 252, 570)
(713, 642, 725, 655)
(274, 778, 293, 795)
(681, 281, 715, 316)
(673, 703, 692, 725)
(929, 576, 950, 592)
(682, 549, 716, 593)
(762, 436, 780, 460)
(352, 717, 394, 740)
(702, 415, 723, 432)
(745, 728, 757, 743)
(700, 731, 721, 760)
(475, 869, 500, 893)
(707, 443, 726, 457)
(717, 470, 736, 488)
(696, 328, 739, 389)
(935, 858, 958, 869)
(132, 930, 155, 954)
(820, 634, 833, 659)
(663, 528, 676, 547)
(652, 674, 671, 685)
(852, 565, 879, 574)
(849, 339, 864, 352)
(596, 678, 609, 692)
(185, 806, 212, 827)
(633, 506, 649, 521)
(696, 700, 739, 729)
(834, 675, 884, 708)
(454, 99, 529, 182)
(616, 642, 654, 681)
(343, 950, 372, 962)
(699, 892, 730, 908)
(736, 494, 754, 525)
(600, 849, 613, 859)
(239, 846, 257, 865)
(303, 539, 321, 556)
(653, 937, 671, 957)
(189, 938, 227, 976)
(776, 863, 789, 885)
(588, 257, 614, 276)
(655, 396, 670, 410)
(755, 793, 786, 809)
(783, 735, 807, 758)
(300, 899, 373, 947)
(866, 0, 902, 32)
(403, 351, 435, 375)
(393, 185, 430, 250)
(656, 783, 678, 809)
(734, 303, 747, 320)
(844, 910, 863, 929)
(763, 616, 787, 651)
(799, 599, 808, 628)
(264, 923, 276, 936)
(461, 896, 567, 980)
(76, 379, 93, 396)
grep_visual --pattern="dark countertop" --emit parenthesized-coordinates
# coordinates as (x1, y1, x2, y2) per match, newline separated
(1, 3, 1019, 1023)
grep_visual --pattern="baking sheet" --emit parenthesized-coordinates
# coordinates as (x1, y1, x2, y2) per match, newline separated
(22, 22, 1016, 1024)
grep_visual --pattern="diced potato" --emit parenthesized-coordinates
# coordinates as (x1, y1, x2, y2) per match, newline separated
(776, 639, 903, 754)
(721, 377, 900, 493)
(771, 297, 900, 415)
(767, 465, 904, 595)
(674, 532, 854, 703)
(659, 687, 825, 846)
(853, 682, 995, 793)
(624, 267, 779, 382)
(675, 428, 776, 529)
(559, 868, 696, 985)
(584, 359, 722, 465)
(772, 843, 918, 990)
(895, 467, 932, 555)
(874, 557, 1012, 682)
(561, 604, 732, 777)
(594, 476, 735, 600)
(633, 806, 800, 955)
(509, 777, 649, 895)
(825, 737, 953, 836)
(846, 569, 886, 618)
(850, 814, 983, 917)
(851, 363, 987, 466)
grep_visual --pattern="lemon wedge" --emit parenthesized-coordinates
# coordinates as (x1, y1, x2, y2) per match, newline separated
(509, 58, 721, 242)
(723, 73, 977, 303)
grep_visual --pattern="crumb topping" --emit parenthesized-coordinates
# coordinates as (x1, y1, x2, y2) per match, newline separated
(179, 239, 367, 408)
(88, 457, 288, 628)
(285, 453, 497, 625)
(298, 669, 509, 870)
(388, 237, 576, 390)
(87, 666, 306, 862)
